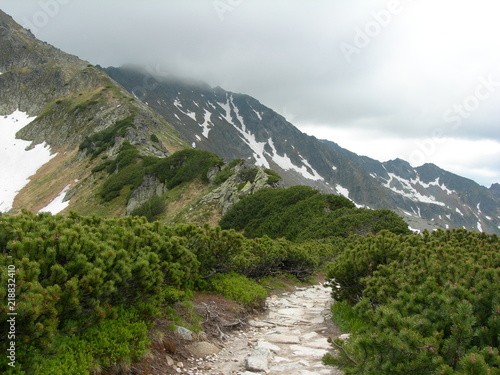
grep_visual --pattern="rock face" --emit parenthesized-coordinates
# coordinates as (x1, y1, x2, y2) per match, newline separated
(125, 175, 167, 214)
(200, 161, 279, 215)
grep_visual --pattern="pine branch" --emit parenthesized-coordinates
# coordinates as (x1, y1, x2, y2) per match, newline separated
(328, 337, 359, 365)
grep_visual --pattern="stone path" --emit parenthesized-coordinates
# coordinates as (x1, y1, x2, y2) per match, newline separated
(185, 283, 343, 375)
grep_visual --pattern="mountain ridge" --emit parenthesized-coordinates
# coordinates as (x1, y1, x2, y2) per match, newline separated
(1, 7, 499, 235)
(103, 65, 500, 234)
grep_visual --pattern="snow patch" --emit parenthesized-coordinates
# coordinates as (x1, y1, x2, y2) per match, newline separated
(335, 185, 350, 199)
(412, 176, 455, 195)
(218, 97, 234, 124)
(0, 110, 57, 212)
(223, 96, 269, 168)
(218, 94, 323, 182)
(455, 207, 464, 216)
(173, 98, 197, 121)
(200, 109, 213, 138)
(192, 142, 196, 148)
(252, 108, 262, 121)
(230, 95, 246, 129)
(39, 184, 71, 214)
(477, 222, 483, 232)
(268, 139, 323, 181)
(383, 173, 446, 206)
(185, 111, 197, 122)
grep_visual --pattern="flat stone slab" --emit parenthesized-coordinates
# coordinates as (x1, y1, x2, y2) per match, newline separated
(264, 334, 301, 344)
(256, 340, 281, 353)
(248, 319, 275, 328)
(245, 347, 271, 372)
(290, 344, 329, 358)
(276, 307, 304, 316)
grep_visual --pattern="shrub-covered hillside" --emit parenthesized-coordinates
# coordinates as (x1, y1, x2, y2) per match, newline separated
(220, 185, 411, 240)
(324, 229, 500, 374)
(0, 211, 339, 374)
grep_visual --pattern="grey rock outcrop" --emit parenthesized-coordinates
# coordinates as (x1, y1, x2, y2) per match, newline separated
(200, 161, 276, 215)
(125, 175, 167, 215)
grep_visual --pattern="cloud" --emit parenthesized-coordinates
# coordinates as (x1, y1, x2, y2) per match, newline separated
(1, 0, 499, 185)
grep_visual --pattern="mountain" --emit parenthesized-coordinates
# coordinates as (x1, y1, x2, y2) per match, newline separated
(0, 9, 276, 222)
(103, 66, 500, 234)
(1, 8, 499, 235)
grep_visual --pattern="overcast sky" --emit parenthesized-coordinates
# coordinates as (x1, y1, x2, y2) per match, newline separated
(2, 0, 499, 187)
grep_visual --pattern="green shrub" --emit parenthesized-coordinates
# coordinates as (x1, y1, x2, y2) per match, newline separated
(219, 185, 407, 241)
(79, 115, 135, 157)
(130, 195, 166, 222)
(0, 211, 342, 373)
(264, 168, 281, 184)
(147, 149, 223, 188)
(324, 229, 500, 374)
(209, 273, 268, 309)
(150, 134, 160, 143)
(240, 168, 258, 183)
(28, 308, 150, 375)
(91, 161, 112, 173)
(100, 164, 144, 202)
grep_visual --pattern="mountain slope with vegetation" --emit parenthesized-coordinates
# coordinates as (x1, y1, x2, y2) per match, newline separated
(0, 9, 187, 218)
(103, 66, 500, 235)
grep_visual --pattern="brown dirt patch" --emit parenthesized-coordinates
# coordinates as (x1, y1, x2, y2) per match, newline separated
(128, 293, 252, 375)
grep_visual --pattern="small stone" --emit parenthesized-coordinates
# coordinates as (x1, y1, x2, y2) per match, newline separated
(176, 326, 193, 341)
(165, 355, 175, 367)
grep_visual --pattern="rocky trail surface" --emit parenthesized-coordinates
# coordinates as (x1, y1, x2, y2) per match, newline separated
(184, 283, 343, 375)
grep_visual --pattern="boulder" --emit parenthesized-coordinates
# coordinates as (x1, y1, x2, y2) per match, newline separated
(245, 347, 271, 372)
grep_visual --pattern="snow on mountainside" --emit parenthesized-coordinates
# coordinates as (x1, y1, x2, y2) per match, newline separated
(0, 9, 186, 216)
(0, 110, 56, 212)
(103, 66, 500, 235)
(322, 140, 500, 234)
(103, 66, 386, 206)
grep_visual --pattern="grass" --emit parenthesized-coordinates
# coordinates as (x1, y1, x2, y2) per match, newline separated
(209, 273, 268, 310)
(329, 300, 368, 334)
